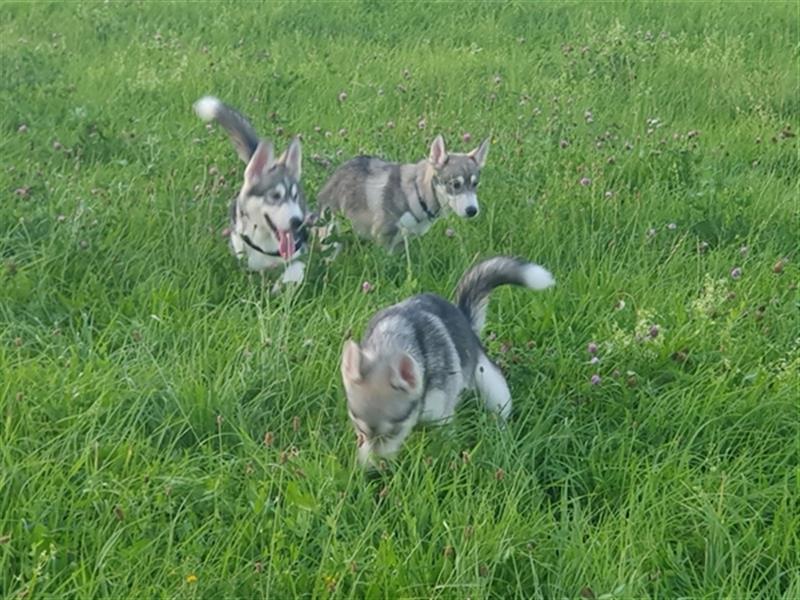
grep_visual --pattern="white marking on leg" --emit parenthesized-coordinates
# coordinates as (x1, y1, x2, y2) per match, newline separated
(398, 211, 431, 236)
(475, 354, 511, 421)
(387, 231, 404, 252)
(419, 389, 457, 424)
(281, 260, 305, 284)
(357, 437, 374, 468)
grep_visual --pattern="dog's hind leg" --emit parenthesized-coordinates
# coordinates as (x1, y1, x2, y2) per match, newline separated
(474, 353, 512, 421)
(380, 225, 403, 254)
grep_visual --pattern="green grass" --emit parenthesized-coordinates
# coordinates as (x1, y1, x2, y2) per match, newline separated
(1, 1, 799, 598)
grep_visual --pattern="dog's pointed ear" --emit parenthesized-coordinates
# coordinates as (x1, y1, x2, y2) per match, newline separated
(341, 340, 363, 384)
(428, 135, 448, 169)
(245, 140, 275, 185)
(468, 137, 490, 168)
(279, 136, 302, 181)
(390, 352, 420, 393)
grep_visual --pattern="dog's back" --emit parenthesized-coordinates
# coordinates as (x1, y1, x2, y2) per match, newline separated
(362, 293, 483, 386)
(317, 156, 418, 242)
(348, 292, 481, 438)
(318, 156, 372, 213)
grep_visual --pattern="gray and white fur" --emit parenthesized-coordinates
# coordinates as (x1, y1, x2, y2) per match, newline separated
(341, 256, 555, 467)
(317, 135, 490, 251)
(194, 96, 309, 284)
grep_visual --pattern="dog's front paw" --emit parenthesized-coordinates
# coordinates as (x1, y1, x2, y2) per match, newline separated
(281, 260, 306, 284)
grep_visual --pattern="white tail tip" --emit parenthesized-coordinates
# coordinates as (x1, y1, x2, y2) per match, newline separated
(194, 96, 221, 121)
(522, 264, 555, 290)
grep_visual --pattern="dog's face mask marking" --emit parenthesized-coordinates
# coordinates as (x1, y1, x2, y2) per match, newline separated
(428, 135, 490, 219)
(241, 137, 305, 260)
(341, 340, 422, 450)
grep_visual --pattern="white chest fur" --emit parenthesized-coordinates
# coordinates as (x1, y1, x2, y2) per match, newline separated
(229, 232, 280, 271)
(229, 216, 304, 283)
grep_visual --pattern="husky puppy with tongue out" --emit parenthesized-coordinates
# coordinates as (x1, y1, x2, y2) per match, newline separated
(194, 96, 309, 285)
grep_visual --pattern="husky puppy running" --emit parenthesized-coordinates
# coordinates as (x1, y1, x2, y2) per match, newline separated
(340, 256, 555, 467)
(194, 96, 309, 284)
(317, 135, 490, 251)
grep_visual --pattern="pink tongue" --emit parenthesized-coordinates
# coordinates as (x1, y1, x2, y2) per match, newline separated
(278, 230, 294, 260)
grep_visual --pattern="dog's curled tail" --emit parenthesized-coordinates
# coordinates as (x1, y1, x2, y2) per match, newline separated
(194, 95, 261, 164)
(455, 256, 555, 335)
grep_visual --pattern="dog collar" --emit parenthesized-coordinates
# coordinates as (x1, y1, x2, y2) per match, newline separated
(240, 232, 304, 258)
(412, 179, 440, 222)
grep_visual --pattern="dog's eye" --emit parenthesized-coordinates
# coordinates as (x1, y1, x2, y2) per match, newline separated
(471, 175, 479, 187)
(270, 190, 282, 201)
(452, 180, 462, 190)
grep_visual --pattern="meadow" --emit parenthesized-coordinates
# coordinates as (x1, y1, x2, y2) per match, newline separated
(1, 2, 798, 598)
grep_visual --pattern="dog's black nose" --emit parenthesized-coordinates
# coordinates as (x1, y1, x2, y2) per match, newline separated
(289, 216, 303, 230)
(465, 206, 478, 218)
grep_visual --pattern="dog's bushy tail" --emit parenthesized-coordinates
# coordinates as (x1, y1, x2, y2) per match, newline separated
(455, 256, 555, 335)
(194, 96, 260, 163)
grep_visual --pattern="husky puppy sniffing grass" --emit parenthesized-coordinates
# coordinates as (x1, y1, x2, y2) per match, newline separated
(317, 135, 490, 251)
(341, 256, 555, 468)
(194, 96, 310, 285)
